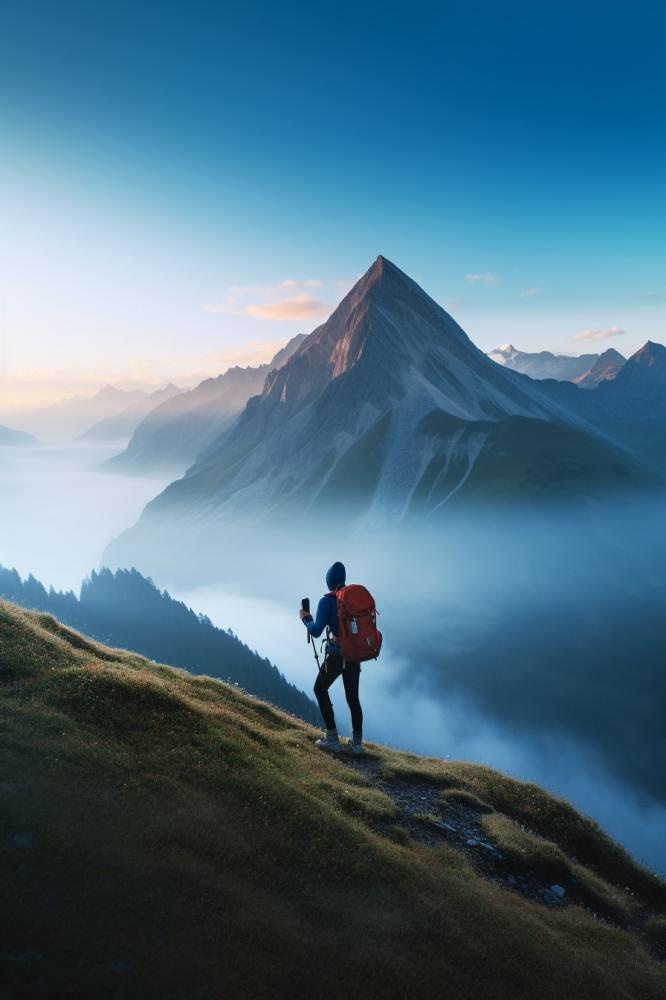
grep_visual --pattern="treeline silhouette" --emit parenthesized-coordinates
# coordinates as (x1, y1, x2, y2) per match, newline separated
(0, 565, 319, 724)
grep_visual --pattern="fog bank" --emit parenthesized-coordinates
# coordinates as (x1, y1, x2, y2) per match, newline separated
(1, 444, 664, 873)
(173, 575, 666, 875)
(0, 442, 173, 591)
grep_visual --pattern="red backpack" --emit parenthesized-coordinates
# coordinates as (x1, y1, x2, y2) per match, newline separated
(329, 584, 382, 663)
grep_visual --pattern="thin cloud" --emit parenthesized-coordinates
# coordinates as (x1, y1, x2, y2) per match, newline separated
(573, 325, 628, 343)
(280, 278, 322, 290)
(465, 272, 497, 285)
(246, 295, 331, 322)
(203, 277, 328, 320)
(520, 284, 544, 298)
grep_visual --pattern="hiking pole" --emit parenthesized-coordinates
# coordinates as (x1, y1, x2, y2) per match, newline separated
(302, 597, 323, 672)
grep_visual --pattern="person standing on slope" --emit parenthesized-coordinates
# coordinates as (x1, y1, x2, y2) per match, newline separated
(299, 561, 364, 754)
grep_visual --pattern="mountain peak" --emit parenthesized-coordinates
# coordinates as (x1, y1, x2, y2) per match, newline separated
(629, 341, 666, 368)
(370, 253, 393, 273)
(248, 256, 562, 431)
(267, 255, 477, 398)
(329, 255, 467, 346)
(358, 254, 416, 295)
(95, 384, 122, 399)
(598, 348, 625, 362)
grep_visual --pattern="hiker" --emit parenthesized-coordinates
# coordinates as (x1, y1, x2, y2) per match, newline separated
(299, 561, 365, 754)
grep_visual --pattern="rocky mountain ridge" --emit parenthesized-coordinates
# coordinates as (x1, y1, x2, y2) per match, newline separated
(106, 258, 655, 564)
(105, 334, 306, 474)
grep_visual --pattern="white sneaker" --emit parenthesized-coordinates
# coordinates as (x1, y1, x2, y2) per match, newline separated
(315, 729, 343, 752)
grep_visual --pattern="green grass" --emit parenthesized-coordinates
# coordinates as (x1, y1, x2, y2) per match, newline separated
(482, 814, 638, 921)
(380, 753, 665, 910)
(644, 917, 666, 947)
(1, 599, 665, 1000)
(438, 787, 495, 812)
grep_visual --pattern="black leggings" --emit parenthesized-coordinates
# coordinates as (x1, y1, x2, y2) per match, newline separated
(314, 654, 362, 736)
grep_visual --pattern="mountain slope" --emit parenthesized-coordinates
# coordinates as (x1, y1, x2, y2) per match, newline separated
(604, 340, 666, 403)
(538, 341, 666, 471)
(410, 412, 652, 510)
(78, 383, 182, 441)
(573, 348, 626, 388)
(0, 423, 38, 446)
(106, 334, 306, 475)
(590, 342, 666, 468)
(0, 564, 318, 723)
(488, 344, 604, 381)
(1, 599, 664, 999)
(108, 258, 653, 568)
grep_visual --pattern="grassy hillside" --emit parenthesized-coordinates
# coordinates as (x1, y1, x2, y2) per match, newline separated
(1, 599, 665, 1000)
(0, 565, 319, 724)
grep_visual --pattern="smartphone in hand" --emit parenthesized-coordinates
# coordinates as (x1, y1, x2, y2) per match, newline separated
(301, 597, 310, 642)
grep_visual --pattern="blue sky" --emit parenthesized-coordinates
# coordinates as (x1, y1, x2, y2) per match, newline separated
(1, 0, 664, 406)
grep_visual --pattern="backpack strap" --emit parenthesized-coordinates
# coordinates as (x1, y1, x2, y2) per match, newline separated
(324, 592, 340, 646)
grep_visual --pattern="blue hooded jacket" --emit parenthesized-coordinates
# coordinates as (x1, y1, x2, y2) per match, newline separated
(303, 561, 346, 654)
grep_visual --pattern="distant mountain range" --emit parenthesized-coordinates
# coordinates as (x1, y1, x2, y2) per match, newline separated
(538, 340, 666, 470)
(488, 344, 626, 387)
(575, 349, 626, 388)
(105, 334, 306, 475)
(0, 423, 39, 446)
(79, 383, 182, 441)
(12, 384, 183, 442)
(105, 256, 662, 574)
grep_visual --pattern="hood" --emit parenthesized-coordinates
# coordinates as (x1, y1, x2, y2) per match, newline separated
(326, 562, 346, 591)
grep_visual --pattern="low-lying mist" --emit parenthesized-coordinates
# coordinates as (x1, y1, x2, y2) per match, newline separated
(0, 442, 173, 590)
(1, 443, 664, 873)
(165, 498, 666, 873)
(171, 567, 666, 875)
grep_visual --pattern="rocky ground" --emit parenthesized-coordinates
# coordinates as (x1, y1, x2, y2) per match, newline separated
(335, 750, 665, 962)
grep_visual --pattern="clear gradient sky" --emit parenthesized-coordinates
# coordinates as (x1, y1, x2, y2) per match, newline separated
(1, 0, 665, 409)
